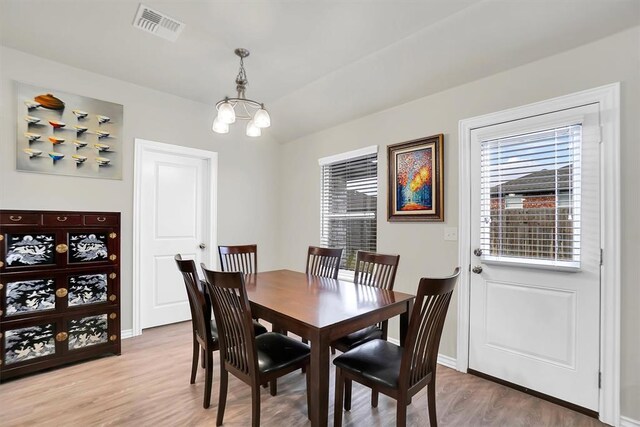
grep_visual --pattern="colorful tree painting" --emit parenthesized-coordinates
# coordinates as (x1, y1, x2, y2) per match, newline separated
(396, 147, 432, 211)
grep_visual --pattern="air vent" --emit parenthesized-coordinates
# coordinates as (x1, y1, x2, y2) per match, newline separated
(133, 4, 184, 42)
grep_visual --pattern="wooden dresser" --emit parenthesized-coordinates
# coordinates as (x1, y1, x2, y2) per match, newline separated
(0, 210, 121, 381)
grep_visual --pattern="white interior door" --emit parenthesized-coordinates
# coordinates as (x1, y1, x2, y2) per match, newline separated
(469, 104, 601, 411)
(139, 144, 213, 329)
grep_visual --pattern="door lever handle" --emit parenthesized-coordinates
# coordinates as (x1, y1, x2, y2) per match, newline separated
(199, 243, 206, 249)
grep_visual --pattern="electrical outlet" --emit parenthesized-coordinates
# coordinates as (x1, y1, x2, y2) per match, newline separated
(444, 227, 458, 241)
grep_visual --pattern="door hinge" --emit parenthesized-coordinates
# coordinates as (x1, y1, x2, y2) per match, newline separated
(598, 372, 602, 389)
(600, 248, 604, 266)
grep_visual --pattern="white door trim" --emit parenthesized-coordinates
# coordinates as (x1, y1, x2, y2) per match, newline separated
(132, 138, 218, 337)
(458, 83, 620, 425)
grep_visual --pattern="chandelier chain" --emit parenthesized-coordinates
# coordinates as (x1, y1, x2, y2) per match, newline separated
(236, 56, 248, 87)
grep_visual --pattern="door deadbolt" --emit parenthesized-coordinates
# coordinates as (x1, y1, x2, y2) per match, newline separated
(472, 265, 483, 274)
(473, 248, 483, 257)
(199, 243, 206, 249)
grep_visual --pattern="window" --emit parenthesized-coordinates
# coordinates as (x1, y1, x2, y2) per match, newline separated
(480, 125, 581, 268)
(319, 146, 378, 278)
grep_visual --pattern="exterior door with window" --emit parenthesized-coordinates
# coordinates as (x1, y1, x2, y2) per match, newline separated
(469, 104, 601, 411)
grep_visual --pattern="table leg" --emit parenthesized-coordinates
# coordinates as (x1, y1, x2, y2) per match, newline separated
(309, 332, 330, 427)
(400, 299, 413, 346)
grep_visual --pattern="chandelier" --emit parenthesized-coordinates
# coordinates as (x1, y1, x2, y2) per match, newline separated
(212, 48, 271, 137)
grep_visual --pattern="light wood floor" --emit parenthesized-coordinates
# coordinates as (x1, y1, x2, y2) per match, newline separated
(0, 321, 604, 426)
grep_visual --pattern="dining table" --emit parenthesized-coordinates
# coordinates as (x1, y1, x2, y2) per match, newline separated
(243, 269, 415, 427)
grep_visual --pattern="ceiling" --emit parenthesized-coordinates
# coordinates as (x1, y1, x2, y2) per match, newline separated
(1, 0, 639, 143)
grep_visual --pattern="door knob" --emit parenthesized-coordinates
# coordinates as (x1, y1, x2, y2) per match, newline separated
(472, 265, 483, 274)
(473, 248, 483, 257)
(199, 243, 206, 249)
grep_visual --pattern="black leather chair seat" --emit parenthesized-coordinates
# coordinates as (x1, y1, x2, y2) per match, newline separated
(333, 339, 405, 389)
(333, 325, 383, 351)
(210, 319, 267, 342)
(256, 332, 311, 374)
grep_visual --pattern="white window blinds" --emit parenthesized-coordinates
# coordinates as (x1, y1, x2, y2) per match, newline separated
(320, 149, 378, 272)
(480, 124, 582, 268)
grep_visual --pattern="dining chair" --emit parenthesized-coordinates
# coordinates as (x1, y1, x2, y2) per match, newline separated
(174, 255, 268, 408)
(333, 268, 460, 427)
(305, 246, 343, 279)
(331, 250, 400, 353)
(218, 244, 258, 274)
(201, 266, 312, 427)
(174, 254, 218, 409)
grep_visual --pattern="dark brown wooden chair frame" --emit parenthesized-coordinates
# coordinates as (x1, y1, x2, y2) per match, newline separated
(174, 254, 218, 409)
(352, 250, 400, 340)
(332, 250, 401, 349)
(218, 244, 258, 274)
(201, 267, 311, 427)
(305, 246, 343, 279)
(333, 268, 460, 427)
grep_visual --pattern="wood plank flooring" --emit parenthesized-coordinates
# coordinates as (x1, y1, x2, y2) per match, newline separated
(0, 321, 604, 426)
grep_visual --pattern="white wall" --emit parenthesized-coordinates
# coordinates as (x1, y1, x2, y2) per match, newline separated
(0, 46, 282, 333)
(278, 27, 640, 419)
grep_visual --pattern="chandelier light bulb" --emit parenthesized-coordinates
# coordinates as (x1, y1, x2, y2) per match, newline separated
(246, 120, 261, 137)
(212, 116, 229, 134)
(218, 101, 236, 124)
(253, 106, 271, 128)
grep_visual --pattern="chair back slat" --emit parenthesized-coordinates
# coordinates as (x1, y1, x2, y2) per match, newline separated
(306, 246, 343, 279)
(201, 266, 258, 381)
(218, 244, 258, 274)
(174, 255, 211, 344)
(354, 251, 400, 290)
(400, 268, 460, 388)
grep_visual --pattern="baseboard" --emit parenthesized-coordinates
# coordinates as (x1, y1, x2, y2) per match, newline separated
(436, 354, 457, 370)
(388, 337, 400, 346)
(621, 416, 640, 427)
(121, 329, 134, 339)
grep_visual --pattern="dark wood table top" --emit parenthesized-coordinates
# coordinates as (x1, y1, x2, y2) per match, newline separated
(244, 269, 414, 331)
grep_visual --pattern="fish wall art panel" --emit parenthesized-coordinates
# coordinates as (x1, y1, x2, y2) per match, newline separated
(15, 81, 123, 179)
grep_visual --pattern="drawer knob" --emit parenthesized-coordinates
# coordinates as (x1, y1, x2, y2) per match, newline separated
(109, 254, 117, 261)
(0, 283, 3, 290)
(109, 232, 117, 239)
(109, 294, 117, 302)
(9, 215, 22, 222)
(56, 244, 68, 254)
(97, 217, 107, 222)
(0, 261, 4, 268)
(56, 332, 68, 342)
(56, 288, 68, 298)
(109, 272, 117, 279)
(0, 235, 4, 241)
(109, 334, 117, 341)
(57, 216, 68, 222)
(109, 312, 117, 319)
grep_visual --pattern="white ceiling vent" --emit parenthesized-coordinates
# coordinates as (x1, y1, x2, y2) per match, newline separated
(133, 4, 184, 42)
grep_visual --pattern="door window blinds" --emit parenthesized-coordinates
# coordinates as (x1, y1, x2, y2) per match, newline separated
(320, 152, 377, 272)
(480, 124, 582, 268)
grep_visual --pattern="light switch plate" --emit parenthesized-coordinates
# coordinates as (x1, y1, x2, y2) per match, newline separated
(444, 227, 458, 241)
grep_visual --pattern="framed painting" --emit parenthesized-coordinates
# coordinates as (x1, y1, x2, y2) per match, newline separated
(387, 134, 444, 222)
